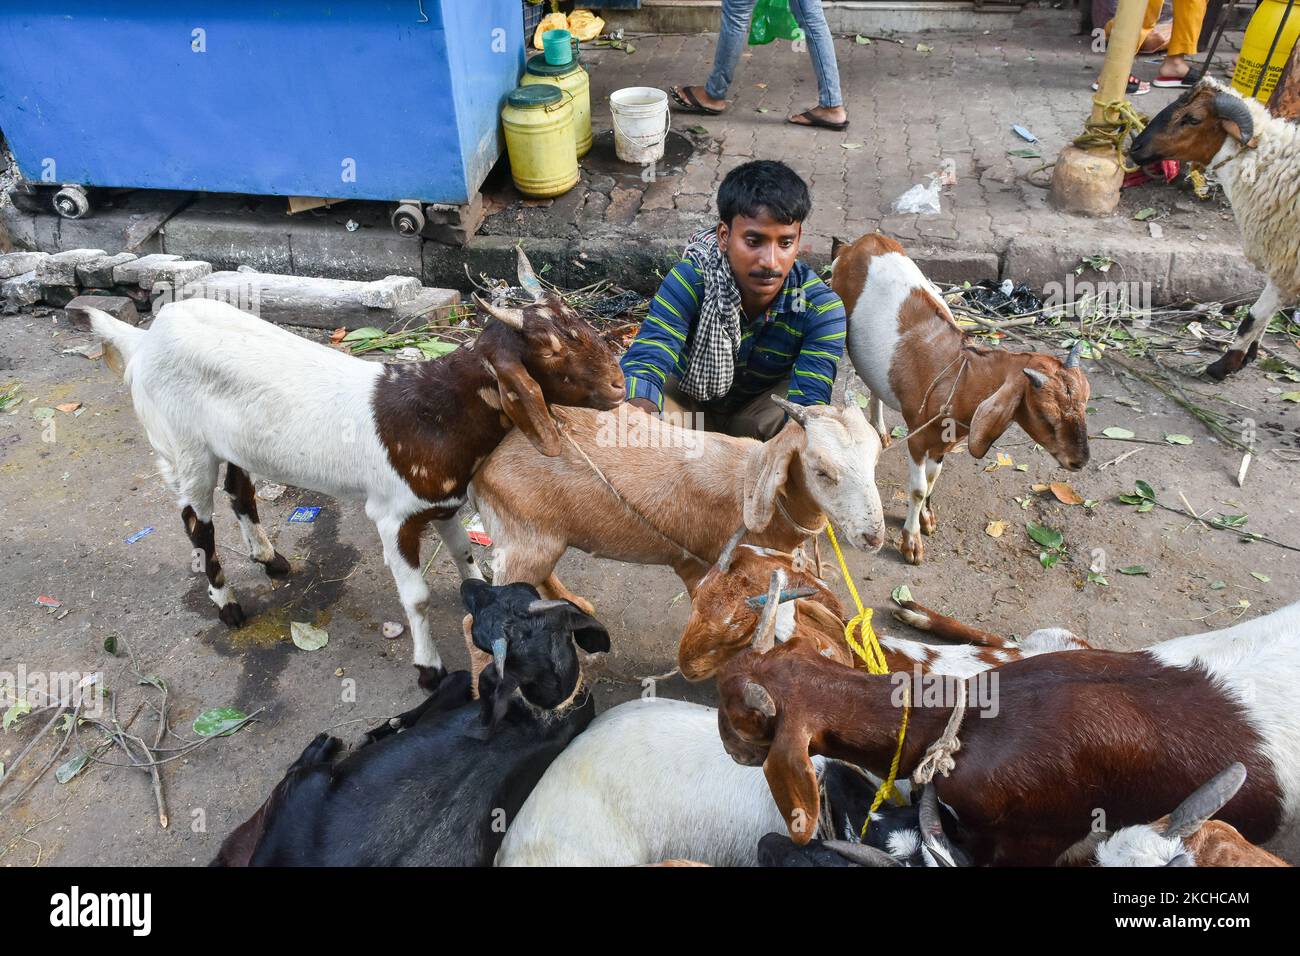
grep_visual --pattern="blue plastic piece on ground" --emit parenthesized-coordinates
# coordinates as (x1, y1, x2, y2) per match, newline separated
(288, 507, 321, 524)
(1012, 125, 1038, 143)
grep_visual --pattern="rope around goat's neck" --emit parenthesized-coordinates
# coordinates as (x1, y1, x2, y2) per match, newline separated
(1074, 96, 1148, 172)
(912, 695, 967, 786)
(555, 416, 713, 568)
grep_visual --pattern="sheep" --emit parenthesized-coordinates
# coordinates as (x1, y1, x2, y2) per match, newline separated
(471, 397, 884, 611)
(1130, 78, 1300, 380)
(830, 232, 1090, 564)
(677, 547, 1092, 682)
(1095, 763, 1291, 868)
(211, 579, 609, 866)
(494, 695, 924, 868)
(83, 250, 624, 688)
(717, 594, 1300, 865)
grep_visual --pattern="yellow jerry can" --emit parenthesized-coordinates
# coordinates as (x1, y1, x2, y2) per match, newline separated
(501, 84, 579, 199)
(521, 55, 592, 158)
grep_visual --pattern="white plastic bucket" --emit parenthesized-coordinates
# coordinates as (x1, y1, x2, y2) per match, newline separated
(610, 87, 670, 164)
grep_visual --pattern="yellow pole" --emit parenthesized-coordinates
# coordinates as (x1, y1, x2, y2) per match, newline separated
(1049, 0, 1150, 216)
(1093, 0, 1149, 124)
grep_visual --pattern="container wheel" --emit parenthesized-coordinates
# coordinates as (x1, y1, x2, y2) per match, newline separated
(391, 202, 425, 237)
(53, 184, 91, 220)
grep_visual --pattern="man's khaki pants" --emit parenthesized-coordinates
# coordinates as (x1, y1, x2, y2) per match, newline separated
(659, 377, 791, 441)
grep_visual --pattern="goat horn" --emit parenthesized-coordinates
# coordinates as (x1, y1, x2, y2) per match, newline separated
(750, 569, 786, 653)
(1064, 340, 1084, 369)
(515, 246, 545, 303)
(918, 784, 961, 867)
(742, 680, 777, 718)
(1023, 367, 1049, 389)
(1213, 92, 1254, 145)
(473, 293, 526, 331)
(490, 636, 508, 679)
(823, 840, 903, 867)
(745, 586, 819, 611)
(1159, 762, 1247, 840)
(717, 524, 747, 573)
(527, 599, 570, 615)
(770, 395, 808, 426)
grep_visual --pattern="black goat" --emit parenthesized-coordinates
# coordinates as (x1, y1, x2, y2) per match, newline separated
(211, 579, 608, 866)
(759, 780, 970, 867)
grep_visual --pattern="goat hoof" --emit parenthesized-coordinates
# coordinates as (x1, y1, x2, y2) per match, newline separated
(878, 430, 892, 449)
(219, 602, 246, 628)
(415, 664, 447, 693)
(262, 552, 292, 579)
(901, 534, 925, 565)
(920, 510, 937, 536)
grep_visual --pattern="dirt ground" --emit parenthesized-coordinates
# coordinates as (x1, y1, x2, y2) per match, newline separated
(1, 299, 1298, 866)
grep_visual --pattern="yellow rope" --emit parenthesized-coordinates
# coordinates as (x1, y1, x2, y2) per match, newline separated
(823, 522, 909, 826)
(1074, 96, 1148, 172)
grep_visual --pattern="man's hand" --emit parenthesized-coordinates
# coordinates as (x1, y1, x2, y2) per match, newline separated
(627, 398, 659, 416)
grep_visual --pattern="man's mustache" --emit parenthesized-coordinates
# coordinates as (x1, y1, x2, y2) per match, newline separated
(749, 269, 783, 280)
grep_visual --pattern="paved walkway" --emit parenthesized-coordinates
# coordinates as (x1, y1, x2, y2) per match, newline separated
(482, 7, 1262, 301)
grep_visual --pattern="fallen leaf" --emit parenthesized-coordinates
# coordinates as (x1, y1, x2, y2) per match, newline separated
(891, 584, 914, 605)
(1014, 464, 1029, 472)
(755, 108, 771, 113)
(55, 402, 82, 414)
(916, 42, 934, 53)
(1087, 572, 1109, 586)
(855, 34, 873, 44)
(1102, 426, 1135, 439)
(1210, 580, 1227, 590)
(686, 124, 709, 135)
(1133, 207, 1157, 221)
(1281, 391, 1300, 402)
(1163, 433, 1194, 445)
(291, 621, 329, 651)
(32, 406, 55, 420)
(1118, 565, 1150, 576)
(755, 82, 767, 89)
(1031, 484, 1050, 493)
(329, 328, 348, 344)
(985, 520, 1007, 538)
(1027, 522, 1064, 551)
(1050, 482, 1084, 505)
(193, 707, 249, 738)
(55, 750, 89, 784)
(341, 327, 385, 343)
(841, 143, 864, 150)
(1250, 572, 1270, 583)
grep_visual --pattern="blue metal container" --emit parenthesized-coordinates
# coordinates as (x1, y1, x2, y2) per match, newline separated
(0, 2, 525, 204)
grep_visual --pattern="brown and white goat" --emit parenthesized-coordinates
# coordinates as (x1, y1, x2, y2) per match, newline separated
(1130, 79, 1300, 381)
(472, 398, 884, 612)
(85, 251, 624, 688)
(1095, 763, 1290, 867)
(678, 547, 1091, 682)
(831, 233, 1090, 564)
(716, 594, 1300, 865)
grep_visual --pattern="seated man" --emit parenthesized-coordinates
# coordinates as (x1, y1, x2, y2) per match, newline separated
(622, 159, 845, 440)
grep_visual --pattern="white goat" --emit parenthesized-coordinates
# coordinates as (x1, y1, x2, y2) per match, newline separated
(83, 286, 624, 688)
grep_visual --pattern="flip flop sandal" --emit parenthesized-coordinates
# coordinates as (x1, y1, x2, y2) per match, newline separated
(1152, 74, 1195, 88)
(1092, 75, 1150, 96)
(787, 109, 849, 131)
(669, 86, 724, 115)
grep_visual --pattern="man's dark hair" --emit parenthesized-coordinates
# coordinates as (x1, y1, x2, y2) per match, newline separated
(716, 160, 811, 226)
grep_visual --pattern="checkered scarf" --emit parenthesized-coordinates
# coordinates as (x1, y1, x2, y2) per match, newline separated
(679, 228, 743, 403)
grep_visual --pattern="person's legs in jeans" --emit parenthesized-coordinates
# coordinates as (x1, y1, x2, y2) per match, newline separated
(786, 0, 846, 125)
(672, 0, 759, 113)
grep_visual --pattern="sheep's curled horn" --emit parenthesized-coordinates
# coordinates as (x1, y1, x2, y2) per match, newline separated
(1213, 93, 1254, 145)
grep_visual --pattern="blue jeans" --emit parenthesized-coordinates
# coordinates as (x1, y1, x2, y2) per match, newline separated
(704, 0, 843, 108)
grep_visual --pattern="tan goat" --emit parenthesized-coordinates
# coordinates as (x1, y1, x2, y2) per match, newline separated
(471, 399, 884, 612)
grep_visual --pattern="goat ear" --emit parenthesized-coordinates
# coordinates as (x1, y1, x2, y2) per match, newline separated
(743, 420, 804, 531)
(494, 355, 563, 457)
(966, 376, 1023, 459)
(763, 720, 820, 845)
(568, 607, 610, 654)
(460, 578, 493, 615)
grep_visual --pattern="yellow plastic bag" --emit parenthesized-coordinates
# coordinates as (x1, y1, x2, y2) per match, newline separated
(533, 12, 568, 50)
(568, 10, 605, 42)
